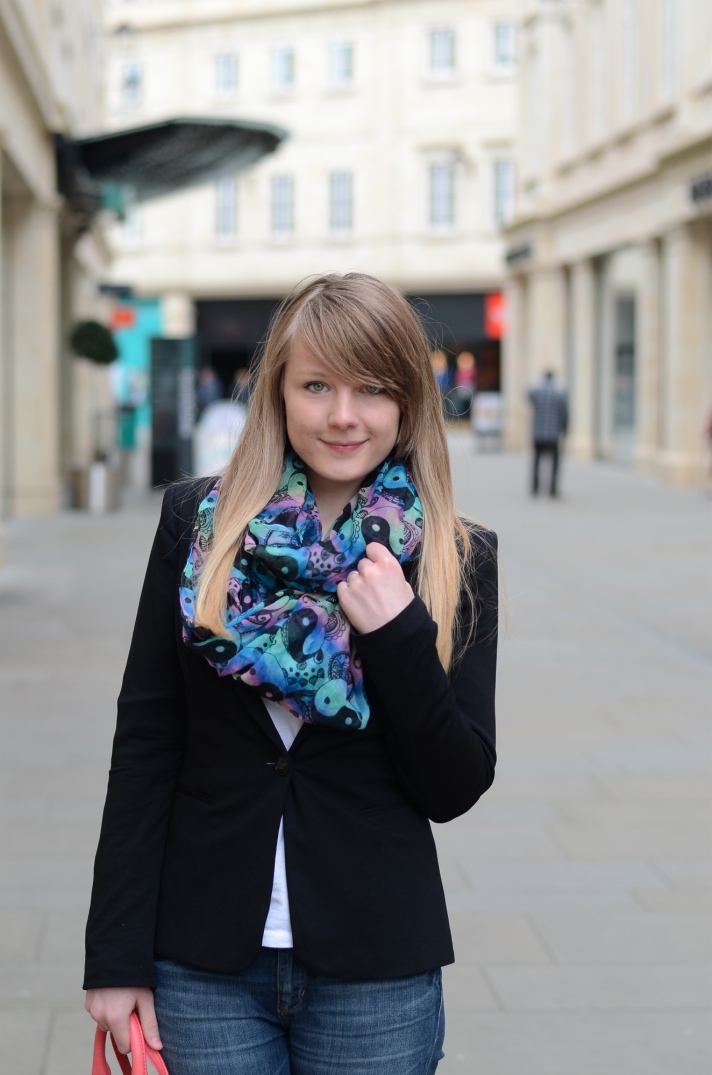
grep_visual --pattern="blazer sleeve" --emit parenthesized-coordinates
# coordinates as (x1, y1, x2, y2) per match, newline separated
(354, 528, 497, 823)
(84, 483, 188, 989)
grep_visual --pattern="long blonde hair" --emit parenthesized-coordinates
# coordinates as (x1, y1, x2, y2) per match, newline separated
(194, 273, 474, 673)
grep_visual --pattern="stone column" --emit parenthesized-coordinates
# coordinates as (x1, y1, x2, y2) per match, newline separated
(502, 273, 529, 450)
(660, 223, 706, 485)
(569, 259, 596, 460)
(0, 147, 6, 555)
(162, 291, 195, 338)
(634, 238, 662, 473)
(528, 266, 567, 382)
(8, 196, 61, 515)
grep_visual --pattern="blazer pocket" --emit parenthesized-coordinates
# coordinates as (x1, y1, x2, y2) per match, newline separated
(176, 783, 214, 805)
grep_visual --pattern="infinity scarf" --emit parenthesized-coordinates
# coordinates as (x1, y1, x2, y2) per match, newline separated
(180, 452, 423, 731)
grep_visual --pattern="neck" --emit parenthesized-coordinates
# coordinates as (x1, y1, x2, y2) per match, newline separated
(306, 468, 363, 536)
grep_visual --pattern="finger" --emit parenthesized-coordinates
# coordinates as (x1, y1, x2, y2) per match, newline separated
(111, 1018, 132, 1056)
(136, 993, 163, 1050)
(365, 542, 395, 563)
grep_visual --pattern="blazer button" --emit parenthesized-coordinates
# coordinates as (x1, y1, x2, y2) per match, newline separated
(275, 756, 291, 776)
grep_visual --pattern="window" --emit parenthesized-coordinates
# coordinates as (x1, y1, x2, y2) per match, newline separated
(215, 176, 237, 238)
(562, 31, 578, 156)
(216, 52, 237, 95)
(493, 23, 517, 71)
(622, 0, 638, 120)
(429, 29, 455, 75)
(590, 2, 606, 138)
(662, 0, 677, 98)
(330, 172, 353, 233)
(272, 47, 295, 91)
(121, 61, 142, 105)
(493, 160, 515, 229)
(123, 203, 142, 246)
(329, 41, 354, 87)
(429, 163, 454, 228)
(272, 175, 294, 235)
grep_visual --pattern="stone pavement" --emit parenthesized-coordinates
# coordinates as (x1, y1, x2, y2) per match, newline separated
(0, 439, 710, 1074)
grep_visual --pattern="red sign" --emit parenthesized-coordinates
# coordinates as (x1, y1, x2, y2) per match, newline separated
(485, 292, 505, 339)
(110, 306, 136, 329)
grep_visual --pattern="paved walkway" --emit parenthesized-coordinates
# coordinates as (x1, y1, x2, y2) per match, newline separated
(0, 439, 710, 1074)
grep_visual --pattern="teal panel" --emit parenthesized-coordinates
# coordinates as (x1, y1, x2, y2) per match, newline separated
(112, 297, 163, 432)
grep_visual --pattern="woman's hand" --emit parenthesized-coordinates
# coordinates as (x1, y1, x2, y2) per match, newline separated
(337, 542, 414, 634)
(85, 986, 162, 1055)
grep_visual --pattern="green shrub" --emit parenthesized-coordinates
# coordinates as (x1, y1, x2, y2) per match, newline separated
(69, 320, 119, 365)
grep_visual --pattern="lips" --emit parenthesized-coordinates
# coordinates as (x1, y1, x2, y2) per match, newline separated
(322, 441, 366, 454)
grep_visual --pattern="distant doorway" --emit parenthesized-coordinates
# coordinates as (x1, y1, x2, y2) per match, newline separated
(208, 347, 252, 400)
(613, 296, 636, 464)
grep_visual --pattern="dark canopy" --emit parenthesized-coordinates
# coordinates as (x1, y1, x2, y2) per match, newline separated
(76, 116, 287, 201)
(56, 116, 287, 226)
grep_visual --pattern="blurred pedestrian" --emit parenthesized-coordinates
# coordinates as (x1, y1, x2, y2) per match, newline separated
(84, 273, 498, 1075)
(430, 348, 449, 395)
(528, 370, 568, 497)
(197, 366, 222, 413)
(453, 350, 476, 418)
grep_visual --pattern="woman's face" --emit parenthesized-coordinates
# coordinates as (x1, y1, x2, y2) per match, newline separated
(282, 335, 401, 497)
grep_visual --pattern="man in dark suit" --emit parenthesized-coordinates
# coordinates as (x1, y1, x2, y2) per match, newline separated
(528, 371, 568, 497)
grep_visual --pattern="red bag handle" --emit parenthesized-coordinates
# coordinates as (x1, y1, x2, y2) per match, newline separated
(92, 1011, 170, 1075)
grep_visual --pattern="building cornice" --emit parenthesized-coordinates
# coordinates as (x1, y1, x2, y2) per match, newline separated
(657, 129, 712, 167)
(512, 127, 712, 231)
(104, 0, 480, 35)
(0, 0, 61, 130)
(107, 0, 386, 34)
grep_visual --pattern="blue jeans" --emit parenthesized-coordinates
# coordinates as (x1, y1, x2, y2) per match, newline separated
(154, 950, 445, 1074)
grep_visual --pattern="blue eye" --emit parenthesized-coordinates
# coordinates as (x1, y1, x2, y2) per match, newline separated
(306, 382, 328, 393)
(361, 385, 385, 395)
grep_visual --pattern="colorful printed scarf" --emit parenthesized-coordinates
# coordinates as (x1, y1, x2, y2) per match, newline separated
(180, 452, 423, 731)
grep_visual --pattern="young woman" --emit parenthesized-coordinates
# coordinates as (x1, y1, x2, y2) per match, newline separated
(84, 273, 497, 1074)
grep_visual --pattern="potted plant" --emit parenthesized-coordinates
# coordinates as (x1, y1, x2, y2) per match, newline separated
(69, 320, 120, 512)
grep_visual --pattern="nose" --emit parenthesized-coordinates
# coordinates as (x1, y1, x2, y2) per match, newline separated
(327, 388, 359, 428)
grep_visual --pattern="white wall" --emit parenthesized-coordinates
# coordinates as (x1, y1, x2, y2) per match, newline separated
(103, 0, 523, 297)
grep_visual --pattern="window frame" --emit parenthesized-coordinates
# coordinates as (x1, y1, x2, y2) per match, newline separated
(122, 202, 143, 248)
(329, 40, 354, 88)
(428, 27, 455, 77)
(492, 22, 517, 73)
(271, 174, 294, 237)
(120, 60, 143, 106)
(215, 175, 238, 240)
(492, 159, 515, 230)
(329, 171, 353, 235)
(215, 51, 238, 96)
(661, 0, 677, 99)
(428, 161, 455, 231)
(272, 46, 295, 92)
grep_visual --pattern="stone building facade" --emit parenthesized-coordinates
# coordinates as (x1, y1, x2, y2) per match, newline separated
(503, 0, 712, 485)
(0, 0, 111, 519)
(103, 0, 522, 396)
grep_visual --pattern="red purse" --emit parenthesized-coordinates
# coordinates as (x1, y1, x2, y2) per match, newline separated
(92, 1011, 170, 1075)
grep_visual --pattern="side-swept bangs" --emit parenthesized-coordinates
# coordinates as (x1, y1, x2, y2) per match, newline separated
(194, 272, 475, 672)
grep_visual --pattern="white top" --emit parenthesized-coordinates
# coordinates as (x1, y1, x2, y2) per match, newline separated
(260, 698, 302, 948)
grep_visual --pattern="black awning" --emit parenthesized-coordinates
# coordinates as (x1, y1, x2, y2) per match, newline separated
(56, 116, 287, 227)
(76, 116, 287, 201)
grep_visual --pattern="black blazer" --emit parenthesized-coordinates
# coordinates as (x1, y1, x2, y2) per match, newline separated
(84, 478, 497, 988)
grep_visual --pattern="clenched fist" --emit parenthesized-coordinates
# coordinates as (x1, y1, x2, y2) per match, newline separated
(336, 542, 414, 634)
(85, 987, 162, 1055)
